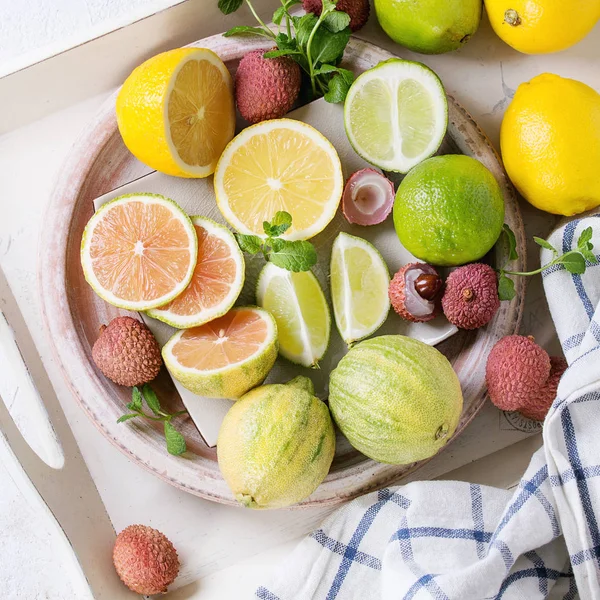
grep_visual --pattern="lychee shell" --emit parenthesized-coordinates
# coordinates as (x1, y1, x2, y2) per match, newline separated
(389, 263, 437, 323)
(113, 524, 179, 595)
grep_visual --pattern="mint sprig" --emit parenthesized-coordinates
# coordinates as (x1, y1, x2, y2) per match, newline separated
(235, 211, 317, 272)
(497, 225, 596, 301)
(220, 0, 355, 102)
(117, 384, 187, 456)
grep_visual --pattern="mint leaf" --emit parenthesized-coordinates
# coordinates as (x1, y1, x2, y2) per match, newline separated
(224, 26, 274, 38)
(164, 421, 187, 456)
(218, 0, 243, 15)
(235, 233, 262, 254)
(533, 236, 556, 253)
(264, 49, 302, 58)
(323, 68, 354, 103)
(578, 226, 593, 249)
(294, 14, 319, 47)
(268, 239, 317, 272)
(322, 0, 338, 11)
(310, 26, 350, 65)
(274, 32, 297, 51)
(580, 245, 597, 264)
(498, 273, 516, 301)
(323, 10, 351, 33)
(142, 384, 162, 416)
(117, 414, 139, 423)
(263, 211, 292, 237)
(560, 252, 586, 274)
(273, 6, 286, 25)
(128, 386, 143, 412)
(501, 223, 518, 262)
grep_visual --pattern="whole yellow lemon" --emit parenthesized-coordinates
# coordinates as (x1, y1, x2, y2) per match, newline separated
(484, 0, 600, 54)
(501, 74, 600, 216)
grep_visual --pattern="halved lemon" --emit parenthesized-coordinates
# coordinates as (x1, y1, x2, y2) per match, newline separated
(81, 194, 197, 311)
(162, 307, 278, 399)
(214, 119, 344, 241)
(116, 47, 235, 178)
(256, 263, 330, 368)
(147, 217, 245, 328)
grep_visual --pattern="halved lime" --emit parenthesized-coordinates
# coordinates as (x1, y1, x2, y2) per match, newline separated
(344, 58, 448, 174)
(330, 232, 390, 346)
(256, 263, 330, 368)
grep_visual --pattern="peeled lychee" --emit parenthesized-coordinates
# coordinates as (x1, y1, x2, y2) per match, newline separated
(389, 263, 442, 323)
(302, 0, 370, 31)
(92, 317, 162, 387)
(486, 335, 567, 422)
(342, 168, 394, 226)
(113, 524, 179, 595)
(235, 50, 301, 124)
(442, 264, 500, 330)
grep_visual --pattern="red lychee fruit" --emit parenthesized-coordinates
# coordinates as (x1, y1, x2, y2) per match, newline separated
(235, 50, 301, 124)
(389, 262, 443, 323)
(113, 524, 180, 595)
(442, 263, 500, 330)
(519, 356, 568, 421)
(302, 0, 370, 31)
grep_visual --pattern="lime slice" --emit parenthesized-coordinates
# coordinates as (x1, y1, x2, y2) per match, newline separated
(256, 263, 330, 368)
(330, 232, 390, 346)
(344, 58, 448, 174)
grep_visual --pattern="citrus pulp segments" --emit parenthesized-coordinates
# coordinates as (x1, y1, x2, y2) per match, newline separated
(116, 47, 235, 178)
(146, 217, 245, 328)
(162, 307, 278, 399)
(330, 232, 391, 346)
(256, 263, 331, 368)
(80, 193, 197, 311)
(344, 59, 448, 174)
(213, 119, 344, 241)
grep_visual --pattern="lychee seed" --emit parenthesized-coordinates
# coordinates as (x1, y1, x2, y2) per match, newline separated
(389, 263, 442, 323)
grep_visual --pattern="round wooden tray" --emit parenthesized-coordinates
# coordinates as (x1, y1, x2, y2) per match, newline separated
(39, 34, 526, 508)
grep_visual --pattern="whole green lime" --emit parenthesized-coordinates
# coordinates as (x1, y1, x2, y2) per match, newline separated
(374, 0, 482, 55)
(329, 335, 463, 465)
(393, 155, 504, 266)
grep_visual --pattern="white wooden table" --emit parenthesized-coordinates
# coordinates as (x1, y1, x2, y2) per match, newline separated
(1, 3, 598, 597)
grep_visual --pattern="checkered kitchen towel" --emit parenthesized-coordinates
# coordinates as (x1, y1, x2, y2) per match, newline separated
(256, 215, 600, 600)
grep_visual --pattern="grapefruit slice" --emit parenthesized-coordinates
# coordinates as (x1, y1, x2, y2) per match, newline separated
(147, 217, 244, 328)
(162, 307, 278, 399)
(81, 194, 197, 311)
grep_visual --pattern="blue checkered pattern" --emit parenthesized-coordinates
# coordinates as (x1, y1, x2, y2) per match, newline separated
(256, 215, 600, 599)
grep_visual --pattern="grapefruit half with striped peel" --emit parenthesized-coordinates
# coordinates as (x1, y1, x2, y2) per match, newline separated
(147, 217, 245, 329)
(80, 194, 197, 311)
(217, 376, 335, 509)
(162, 307, 278, 399)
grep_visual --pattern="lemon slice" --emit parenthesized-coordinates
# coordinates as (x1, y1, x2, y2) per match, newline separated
(256, 263, 330, 368)
(330, 232, 390, 346)
(344, 58, 448, 174)
(81, 194, 197, 311)
(147, 217, 245, 328)
(214, 119, 344, 241)
(116, 48, 235, 178)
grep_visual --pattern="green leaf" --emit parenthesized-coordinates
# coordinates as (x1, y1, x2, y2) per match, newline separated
(323, 10, 351, 33)
(218, 0, 243, 15)
(580, 247, 598, 264)
(268, 239, 318, 272)
(127, 387, 143, 412)
(264, 48, 302, 58)
(263, 211, 292, 237)
(294, 13, 319, 48)
(560, 252, 587, 274)
(533, 236, 556, 253)
(235, 233, 262, 254)
(164, 421, 187, 456)
(501, 223, 519, 262)
(322, 0, 338, 11)
(309, 26, 350, 66)
(321, 67, 354, 103)
(142, 384, 162, 416)
(577, 226, 593, 249)
(274, 32, 298, 51)
(117, 414, 139, 424)
(497, 273, 516, 301)
(224, 26, 274, 38)
(273, 6, 286, 25)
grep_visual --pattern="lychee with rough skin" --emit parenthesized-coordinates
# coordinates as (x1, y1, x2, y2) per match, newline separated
(302, 0, 370, 31)
(113, 524, 179, 595)
(235, 50, 301, 124)
(486, 335, 567, 422)
(442, 263, 500, 330)
(389, 262, 443, 323)
(92, 317, 162, 387)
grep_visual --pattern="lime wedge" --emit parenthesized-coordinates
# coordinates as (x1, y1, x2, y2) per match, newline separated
(344, 58, 448, 174)
(256, 264, 331, 368)
(330, 232, 390, 346)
